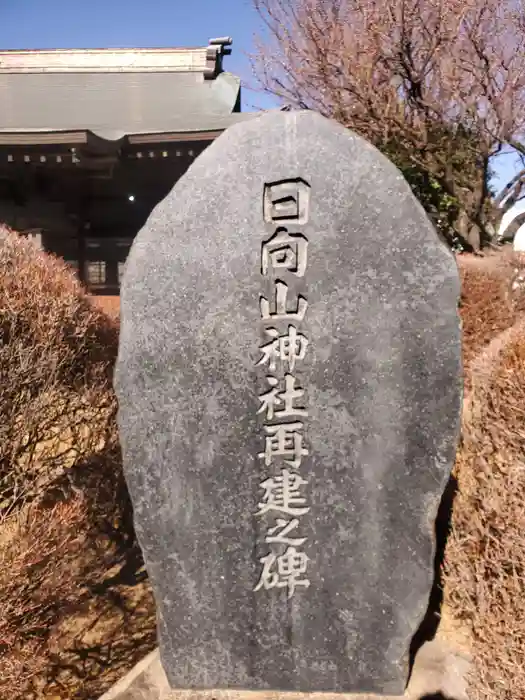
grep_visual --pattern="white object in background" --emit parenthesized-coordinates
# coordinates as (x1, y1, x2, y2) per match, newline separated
(498, 203, 525, 242)
(513, 222, 525, 251)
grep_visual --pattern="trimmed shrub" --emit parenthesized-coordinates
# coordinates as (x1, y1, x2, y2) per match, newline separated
(0, 498, 88, 695)
(0, 227, 152, 699)
(457, 253, 516, 389)
(0, 226, 118, 516)
(444, 318, 525, 699)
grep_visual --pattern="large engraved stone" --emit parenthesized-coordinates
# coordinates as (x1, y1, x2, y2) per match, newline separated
(114, 111, 462, 695)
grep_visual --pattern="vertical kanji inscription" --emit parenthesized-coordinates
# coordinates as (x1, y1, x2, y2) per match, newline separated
(255, 178, 312, 599)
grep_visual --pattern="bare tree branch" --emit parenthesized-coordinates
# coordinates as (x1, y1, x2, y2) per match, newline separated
(251, 0, 525, 249)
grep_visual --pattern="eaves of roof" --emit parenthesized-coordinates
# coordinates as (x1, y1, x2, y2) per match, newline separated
(0, 70, 244, 141)
(0, 112, 263, 149)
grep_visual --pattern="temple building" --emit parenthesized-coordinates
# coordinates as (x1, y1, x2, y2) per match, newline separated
(0, 37, 252, 293)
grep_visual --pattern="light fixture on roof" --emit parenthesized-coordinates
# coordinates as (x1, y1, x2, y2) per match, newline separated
(128, 195, 135, 202)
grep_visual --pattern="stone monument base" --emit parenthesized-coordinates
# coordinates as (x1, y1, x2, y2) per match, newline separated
(99, 639, 471, 700)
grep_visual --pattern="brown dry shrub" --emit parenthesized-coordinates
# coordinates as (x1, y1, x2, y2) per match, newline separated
(0, 498, 89, 696)
(0, 227, 152, 699)
(0, 446, 152, 700)
(456, 253, 516, 386)
(0, 225, 119, 517)
(444, 318, 525, 699)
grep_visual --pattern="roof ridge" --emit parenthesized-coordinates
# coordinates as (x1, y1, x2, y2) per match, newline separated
(0, 38, 233, 78)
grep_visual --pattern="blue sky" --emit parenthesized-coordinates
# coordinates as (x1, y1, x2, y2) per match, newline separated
(0, 0, 275, 110)
(0, 0, 519, 193)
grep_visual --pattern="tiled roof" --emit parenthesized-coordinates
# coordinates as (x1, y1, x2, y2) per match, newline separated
(0, 39, 247, 141)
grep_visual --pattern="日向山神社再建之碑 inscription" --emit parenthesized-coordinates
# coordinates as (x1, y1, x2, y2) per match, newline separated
(255, 179, 312, 599)
(115, 110, 462, 694)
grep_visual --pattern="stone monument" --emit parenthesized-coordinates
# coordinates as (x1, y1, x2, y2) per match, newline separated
(114, 110, 462, 695)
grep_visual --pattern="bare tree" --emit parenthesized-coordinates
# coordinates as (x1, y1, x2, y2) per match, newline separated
(252, 0, 525, 250)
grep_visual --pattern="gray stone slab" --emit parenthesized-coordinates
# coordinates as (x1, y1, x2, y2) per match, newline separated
(98, 637, 472, 700)
(114, 110, 462, 695)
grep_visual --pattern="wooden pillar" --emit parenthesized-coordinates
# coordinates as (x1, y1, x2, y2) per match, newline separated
(105, 259, 119, 289)
(73, 185, 90, 287)
(77, 218, 87, 285)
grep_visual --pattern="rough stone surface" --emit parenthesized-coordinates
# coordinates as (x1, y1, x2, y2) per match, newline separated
(115, 111, 462, 695)
(98, 638, 471, 700)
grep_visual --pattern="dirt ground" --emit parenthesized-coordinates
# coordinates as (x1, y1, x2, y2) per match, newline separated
(91, 296, 120, 319)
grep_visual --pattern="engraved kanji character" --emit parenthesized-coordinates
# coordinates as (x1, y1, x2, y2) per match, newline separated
(258, 421, 309, 468)
(257, 325, 308, 372)
(254, 546, 310, 598)
(256, 469, 309, 517)
(265, 518, 306, 546)
(257, 373, 308, 421)
(263, 179, 310, 224)
(260, 281, 307, 322)
(261, 229, 308, 277)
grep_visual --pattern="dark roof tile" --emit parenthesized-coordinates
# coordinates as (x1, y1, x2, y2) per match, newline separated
(0, 71, 241, 136)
